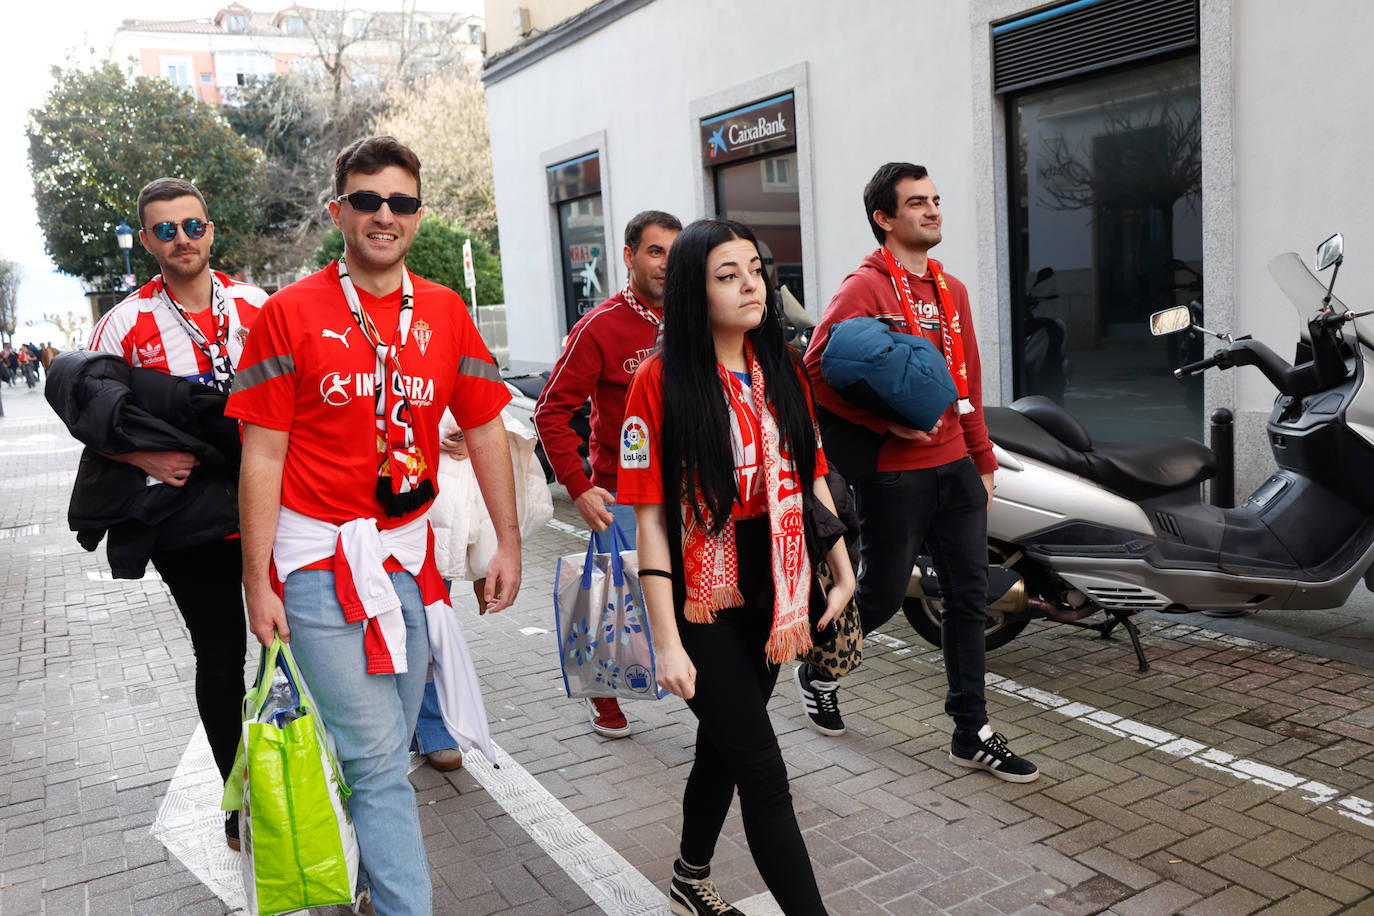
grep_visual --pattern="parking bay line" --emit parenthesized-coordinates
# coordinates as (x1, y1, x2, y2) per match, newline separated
(867, 630, 1374, 830)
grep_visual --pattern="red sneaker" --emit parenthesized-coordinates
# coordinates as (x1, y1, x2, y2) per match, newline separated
(586, 697, 631, 738)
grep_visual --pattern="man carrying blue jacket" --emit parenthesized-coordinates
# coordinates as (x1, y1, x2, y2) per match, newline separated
(800, 162, 1039, 783)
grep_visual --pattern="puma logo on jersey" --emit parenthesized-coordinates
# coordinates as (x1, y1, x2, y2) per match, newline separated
(321, 327, 354, 348)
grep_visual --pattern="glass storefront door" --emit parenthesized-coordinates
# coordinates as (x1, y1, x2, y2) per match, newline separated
(1009, 55, 1203, 440)
(548, 152, 608, 332)
(556, 195, 608, 330)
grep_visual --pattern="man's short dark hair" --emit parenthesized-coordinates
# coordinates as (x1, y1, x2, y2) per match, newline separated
(137, 178, 208, 228)
(333, 135, 422, 199)
(863, 162, 930, 245)
(624, 210, 682, 253)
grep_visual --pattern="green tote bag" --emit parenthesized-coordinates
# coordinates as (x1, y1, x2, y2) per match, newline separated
(222, 636, 359, 916)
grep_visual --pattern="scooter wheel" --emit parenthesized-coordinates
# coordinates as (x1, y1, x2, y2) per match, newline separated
(901, 597, 1029, 652)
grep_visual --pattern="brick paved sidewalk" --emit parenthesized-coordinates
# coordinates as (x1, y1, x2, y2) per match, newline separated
(2, 387, 1372, 915)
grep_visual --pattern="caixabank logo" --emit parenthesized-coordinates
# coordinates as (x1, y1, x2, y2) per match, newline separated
(620, 415, 650, 469)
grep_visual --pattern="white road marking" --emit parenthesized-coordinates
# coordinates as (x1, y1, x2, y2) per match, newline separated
(86, 569, 162, 581)
(463, 743, 669, 913)
(875, 630, 1374, 830)
(547, 517, 590, 539)
(0, 524, 41, 539)
(150, 725, 246, 912)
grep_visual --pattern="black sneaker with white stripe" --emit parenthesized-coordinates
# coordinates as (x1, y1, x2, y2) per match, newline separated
(794, 663, 845, 736)
(670, 860, 744, 916)
(950, 726, 1040, 783)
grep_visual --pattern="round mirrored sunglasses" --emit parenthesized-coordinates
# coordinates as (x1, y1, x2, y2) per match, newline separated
(150, 219, 208, 242)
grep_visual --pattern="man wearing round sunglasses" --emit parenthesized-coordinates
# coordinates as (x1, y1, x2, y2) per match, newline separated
(86, 176, 269, 851)
(228, 135, 520, 916)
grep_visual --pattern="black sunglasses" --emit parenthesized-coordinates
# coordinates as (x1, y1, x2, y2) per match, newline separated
(336, 191, 422, 215)
(149, 219, 208, 242)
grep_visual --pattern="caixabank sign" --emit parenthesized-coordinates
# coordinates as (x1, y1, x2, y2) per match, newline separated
(699, 92, 796, 166)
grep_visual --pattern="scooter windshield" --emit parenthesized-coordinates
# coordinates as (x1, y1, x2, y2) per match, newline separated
(1267, 252, 1369, 347)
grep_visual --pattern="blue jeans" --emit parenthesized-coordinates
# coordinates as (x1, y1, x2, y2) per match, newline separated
(413, 681, 452, 754)
(282, 569, 432, 916)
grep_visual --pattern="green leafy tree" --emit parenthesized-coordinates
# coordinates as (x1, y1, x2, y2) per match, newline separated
(27, 62, 263, 287)
(316, 216, 503, 305)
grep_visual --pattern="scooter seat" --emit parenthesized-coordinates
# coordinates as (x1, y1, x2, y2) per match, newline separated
(986, 397, 1216, 500)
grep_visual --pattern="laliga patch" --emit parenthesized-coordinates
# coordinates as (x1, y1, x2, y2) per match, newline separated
(620, 415, 650, 469)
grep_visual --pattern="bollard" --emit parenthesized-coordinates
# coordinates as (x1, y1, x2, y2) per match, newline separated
(1210, 408, 1234, 508)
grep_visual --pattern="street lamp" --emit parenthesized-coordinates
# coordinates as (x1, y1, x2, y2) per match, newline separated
(115, 221, 134, 289)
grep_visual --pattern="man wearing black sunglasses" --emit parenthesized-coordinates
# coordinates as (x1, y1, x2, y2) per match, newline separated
(228, 135, 520, 915)
(84, 176, 268, 851)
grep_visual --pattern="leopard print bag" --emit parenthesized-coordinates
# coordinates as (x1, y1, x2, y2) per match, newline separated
(803, 559, 863, 679)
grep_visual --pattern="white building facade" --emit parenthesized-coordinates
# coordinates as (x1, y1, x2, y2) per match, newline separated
(113, 2, 484, 106)
(483, 0, 1374, 493)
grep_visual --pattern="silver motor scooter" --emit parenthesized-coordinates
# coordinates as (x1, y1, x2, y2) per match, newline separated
(904, 233, 1374, 670)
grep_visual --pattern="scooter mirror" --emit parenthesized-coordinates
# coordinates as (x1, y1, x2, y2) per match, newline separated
(1316, 233, 1344, 271)
(1149, 305, 1192, 336)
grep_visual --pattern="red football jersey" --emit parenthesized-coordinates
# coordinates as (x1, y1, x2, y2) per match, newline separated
(226, 265, 509, 528)
(89, 271, 267, 384)
(616, 355, 826, 519)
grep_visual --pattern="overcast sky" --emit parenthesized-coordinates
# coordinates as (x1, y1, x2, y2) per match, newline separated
(4, 0, 480, 338)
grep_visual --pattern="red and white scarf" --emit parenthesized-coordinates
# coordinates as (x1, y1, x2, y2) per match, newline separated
(621, 284, 662, 342)
(337, 258, 436, 516)
(681, 341, 812, 663)
(881, 247, 972, 414)
(157, 275, 236, 392)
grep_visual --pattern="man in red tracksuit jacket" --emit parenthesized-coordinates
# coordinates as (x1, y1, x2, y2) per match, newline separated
(799, 162, 1039, 783)
(535, 209, 681, 738)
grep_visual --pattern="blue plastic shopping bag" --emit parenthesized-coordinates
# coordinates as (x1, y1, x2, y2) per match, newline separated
(554, 520, 669, 701)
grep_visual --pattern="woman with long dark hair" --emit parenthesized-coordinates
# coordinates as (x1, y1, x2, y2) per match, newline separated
(617, 219, 854, 915)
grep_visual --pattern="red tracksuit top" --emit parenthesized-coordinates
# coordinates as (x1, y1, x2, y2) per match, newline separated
(804, 250, 997, 475)
(534, 292, 660, 499)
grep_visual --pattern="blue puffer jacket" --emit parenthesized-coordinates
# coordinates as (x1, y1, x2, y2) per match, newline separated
(819, 317, 958, 432)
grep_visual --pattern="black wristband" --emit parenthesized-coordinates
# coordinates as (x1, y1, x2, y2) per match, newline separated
(639, 568, 673, 580)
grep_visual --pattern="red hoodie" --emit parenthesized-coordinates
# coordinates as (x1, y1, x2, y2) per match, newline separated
(534, 292, 660, 499)
(804, 250, 996, 475)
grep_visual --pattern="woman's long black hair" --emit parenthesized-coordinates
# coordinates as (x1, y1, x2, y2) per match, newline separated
(659, 218, 818, 537)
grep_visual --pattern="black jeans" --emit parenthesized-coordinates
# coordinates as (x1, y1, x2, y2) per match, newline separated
(677, 517, 827, 916)
(150, 537, 248, 783)
(852, 457, 989, 733)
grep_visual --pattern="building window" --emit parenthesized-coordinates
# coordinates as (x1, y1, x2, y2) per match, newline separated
(547, 152, 606, 332)
(412, 20, 429, 40)
(468, 24, 482, 44)
(351, 18, 367, 37)
(214, 50, 275, 93)
(227, 14, 246, 32)
(1007, 54, 1202, 439)
(160, 56, 193, 92)
(200, 73, 212, 84)
(702, 93, 804, 307)
(761, 156, 795, 192)
(285, 15, 306, 34)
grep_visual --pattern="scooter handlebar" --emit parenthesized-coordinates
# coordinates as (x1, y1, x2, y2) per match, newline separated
(1175, 352, 1223, 378)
